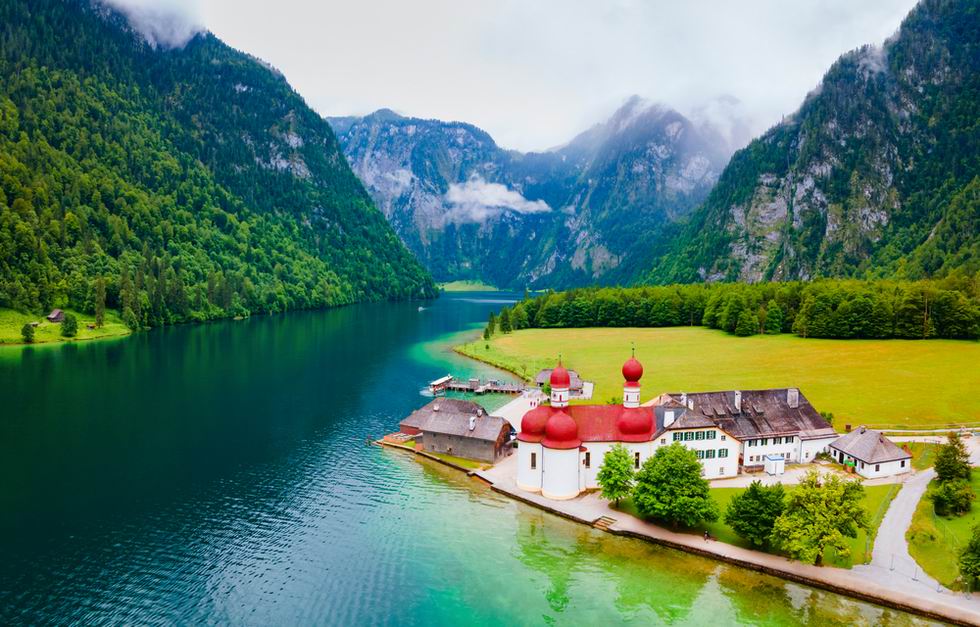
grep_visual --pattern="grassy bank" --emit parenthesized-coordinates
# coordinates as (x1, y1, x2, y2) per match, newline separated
(439, 280, 500, 292)
(905, 442, 939, 470)
(0, 308, 130, 345)
(456, 327, 980, 428)
(616, 483, 898, 569)
(907, 471, 980, 589)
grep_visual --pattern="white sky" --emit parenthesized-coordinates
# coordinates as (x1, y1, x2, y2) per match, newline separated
(115, 0, 920, 151)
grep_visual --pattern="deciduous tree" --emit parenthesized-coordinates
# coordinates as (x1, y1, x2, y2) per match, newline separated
(960, 524, 980, 589)
(771, 470, 868, 565)
(633, 443, 718, 527)
(61, 313, 78, 337)
(20, 322, 34, 343)
(724, 481, 785, 547)
(596, 444, 635, 507)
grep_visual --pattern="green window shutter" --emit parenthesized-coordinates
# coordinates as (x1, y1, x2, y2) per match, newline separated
(719, 449, 728, 458)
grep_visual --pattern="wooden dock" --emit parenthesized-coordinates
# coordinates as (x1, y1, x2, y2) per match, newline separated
(431, 375, 526, 395)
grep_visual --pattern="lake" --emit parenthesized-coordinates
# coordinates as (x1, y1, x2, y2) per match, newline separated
(0, 293, 938, 625)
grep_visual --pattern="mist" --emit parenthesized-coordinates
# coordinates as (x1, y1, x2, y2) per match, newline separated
(101, 0, 204, 49)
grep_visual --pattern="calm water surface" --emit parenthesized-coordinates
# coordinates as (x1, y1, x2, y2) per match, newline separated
(0, 293, 939, 625)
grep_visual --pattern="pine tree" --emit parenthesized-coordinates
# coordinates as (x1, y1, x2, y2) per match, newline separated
(764, 300, 784, 334)
(94, 275, 106, 328)
(935, 432, 972, 483)
(734, 308, 758, 336)
(499, 308, 512, 333)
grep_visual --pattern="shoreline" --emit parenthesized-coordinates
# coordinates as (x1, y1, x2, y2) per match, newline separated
(378, 436, 980, 625)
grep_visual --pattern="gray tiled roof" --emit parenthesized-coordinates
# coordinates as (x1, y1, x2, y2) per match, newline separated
(399, 398, 508, 442)
(534, 369, 585, 390)
(663, 389, 836, 441)
(830, 427, 911, 464)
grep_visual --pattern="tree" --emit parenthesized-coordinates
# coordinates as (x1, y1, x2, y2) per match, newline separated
(20, 323, 34, 343)
(935, 432, 972, 483)
(633, 443, 718, 527)
(94, 275, 106, 328)
(764, 300, 784, 334)
(499, 308, 512, 333)
(122, 306, 140, 331)
(724, 481, 785, 547)
(931, 479, 975, 517)
(596, 444, 635, 506)
(61, 313, 78, 337)
(734, 308, 758, 336)
(770, 470, 869, 565)
(487, 311, 497, 336)
(960, 524, 980, 590)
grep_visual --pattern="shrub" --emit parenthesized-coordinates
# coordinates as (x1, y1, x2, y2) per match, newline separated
(60, 313, 78, 337)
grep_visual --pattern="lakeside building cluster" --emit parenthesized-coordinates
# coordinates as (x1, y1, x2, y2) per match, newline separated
(515, 357, 910, 500)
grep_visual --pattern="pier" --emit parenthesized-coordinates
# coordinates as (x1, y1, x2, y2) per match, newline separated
(429, 374, 527, 395)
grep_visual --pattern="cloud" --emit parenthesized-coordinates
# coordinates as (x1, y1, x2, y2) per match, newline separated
(443, 176, 551, 223)
(101, 0, 205, 49)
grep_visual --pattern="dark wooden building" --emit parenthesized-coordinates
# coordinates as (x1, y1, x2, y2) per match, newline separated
(46, 309, 64, 323)
(399, 398, 512, 463)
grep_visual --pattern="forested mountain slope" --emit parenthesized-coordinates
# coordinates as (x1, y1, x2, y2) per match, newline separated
(0, 0, 434, 327)
(651, 0, 979, 284)
(331, 96, 741, 289)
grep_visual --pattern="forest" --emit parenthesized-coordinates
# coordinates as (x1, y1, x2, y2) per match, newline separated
(490, 276, 980, 340)
(0, 0, 435, 330)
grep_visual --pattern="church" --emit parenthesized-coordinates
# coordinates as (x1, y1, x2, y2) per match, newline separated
(516, 355, 839, 500)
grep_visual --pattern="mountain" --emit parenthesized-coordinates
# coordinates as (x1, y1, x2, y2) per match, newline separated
(0, 0, 435, 327)
(330, 96, 741, 289)
(651, 0, 979, 284)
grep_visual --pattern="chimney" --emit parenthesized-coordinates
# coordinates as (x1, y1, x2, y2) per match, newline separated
(688, 399, 694, 410)
(664, 410, 675, 428)
(468, 416, 476, 431)
(787, 388, 799, 409)
(433, 405, 440, 412)
(734, 391, 742, 413)
(680, 393, 687, 405)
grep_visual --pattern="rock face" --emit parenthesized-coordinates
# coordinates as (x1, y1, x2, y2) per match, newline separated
(330, 97, 738, 289)
(653, 0, 979, 284)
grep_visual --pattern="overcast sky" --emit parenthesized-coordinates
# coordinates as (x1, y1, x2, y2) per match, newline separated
(112, 0, 919, 151)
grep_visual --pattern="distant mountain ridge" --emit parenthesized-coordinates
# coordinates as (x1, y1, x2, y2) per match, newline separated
(330, 96, 744, 289)
(650, 0, 979, 283)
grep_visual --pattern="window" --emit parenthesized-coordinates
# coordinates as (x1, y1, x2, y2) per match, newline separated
(635, 452, 641, 469)
(786, 436, 794, 443)
(672, 432, 681, 442)
(531, 452, 537, 470)
(660, 438, 666, 444)
(719, 449, 728, 458)
(875, 464, 880, 472)
(684, 432, 694, 441)
(719, 468, 725, 476)
(705, 450, 716, 459)
(584, 452, 591, 469)
(696, 450, 705, 459)
(761, 438, 769, 446)
(721, 434, 726, 441)
(707, 431, 717, 440)
(695, 431, 704, 441)
(901, 460, 906, 468)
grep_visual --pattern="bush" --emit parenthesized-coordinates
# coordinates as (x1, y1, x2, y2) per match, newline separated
(20, 322, 34, 343)
(60, 313, 78, 337)
(931, 480, 975, 517)
(725, 481, 786, 547)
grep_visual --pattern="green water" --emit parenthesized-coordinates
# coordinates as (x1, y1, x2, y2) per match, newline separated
(0, 293, 938, 625)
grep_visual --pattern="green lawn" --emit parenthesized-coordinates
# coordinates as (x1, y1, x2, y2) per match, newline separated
(613, 482, 897, 568)
(905, 442, 939, 470)
(907, 470, 980, 589)
(0, 307, 130, 345)
(439, 280, 499, 292)
(457, 327, 980, 428)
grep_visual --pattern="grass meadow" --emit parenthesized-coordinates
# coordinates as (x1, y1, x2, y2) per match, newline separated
(457, 327, 980, 429)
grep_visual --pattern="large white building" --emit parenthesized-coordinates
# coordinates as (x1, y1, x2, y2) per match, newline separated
(516, 356, 839, 500)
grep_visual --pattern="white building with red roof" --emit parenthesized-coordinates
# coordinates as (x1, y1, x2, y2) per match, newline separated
(516, 355, 838, 500)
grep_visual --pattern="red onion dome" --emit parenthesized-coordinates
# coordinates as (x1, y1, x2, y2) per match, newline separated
(550, 364, 571, 388)
(617, 407, 653, 436)
(542, 410, 581, 449)
(519, 406, 551, 437)
(622, 356, 643, 385)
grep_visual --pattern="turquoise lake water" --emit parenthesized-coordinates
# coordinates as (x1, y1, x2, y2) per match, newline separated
(0, 293, 939, 625)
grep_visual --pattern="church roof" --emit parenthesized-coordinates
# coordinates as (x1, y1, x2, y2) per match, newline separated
(517, 404, 660, 444)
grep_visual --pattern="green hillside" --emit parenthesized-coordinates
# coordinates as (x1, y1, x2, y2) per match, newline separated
(0, 0, 434, 329)
(650, 0, 979, 284)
